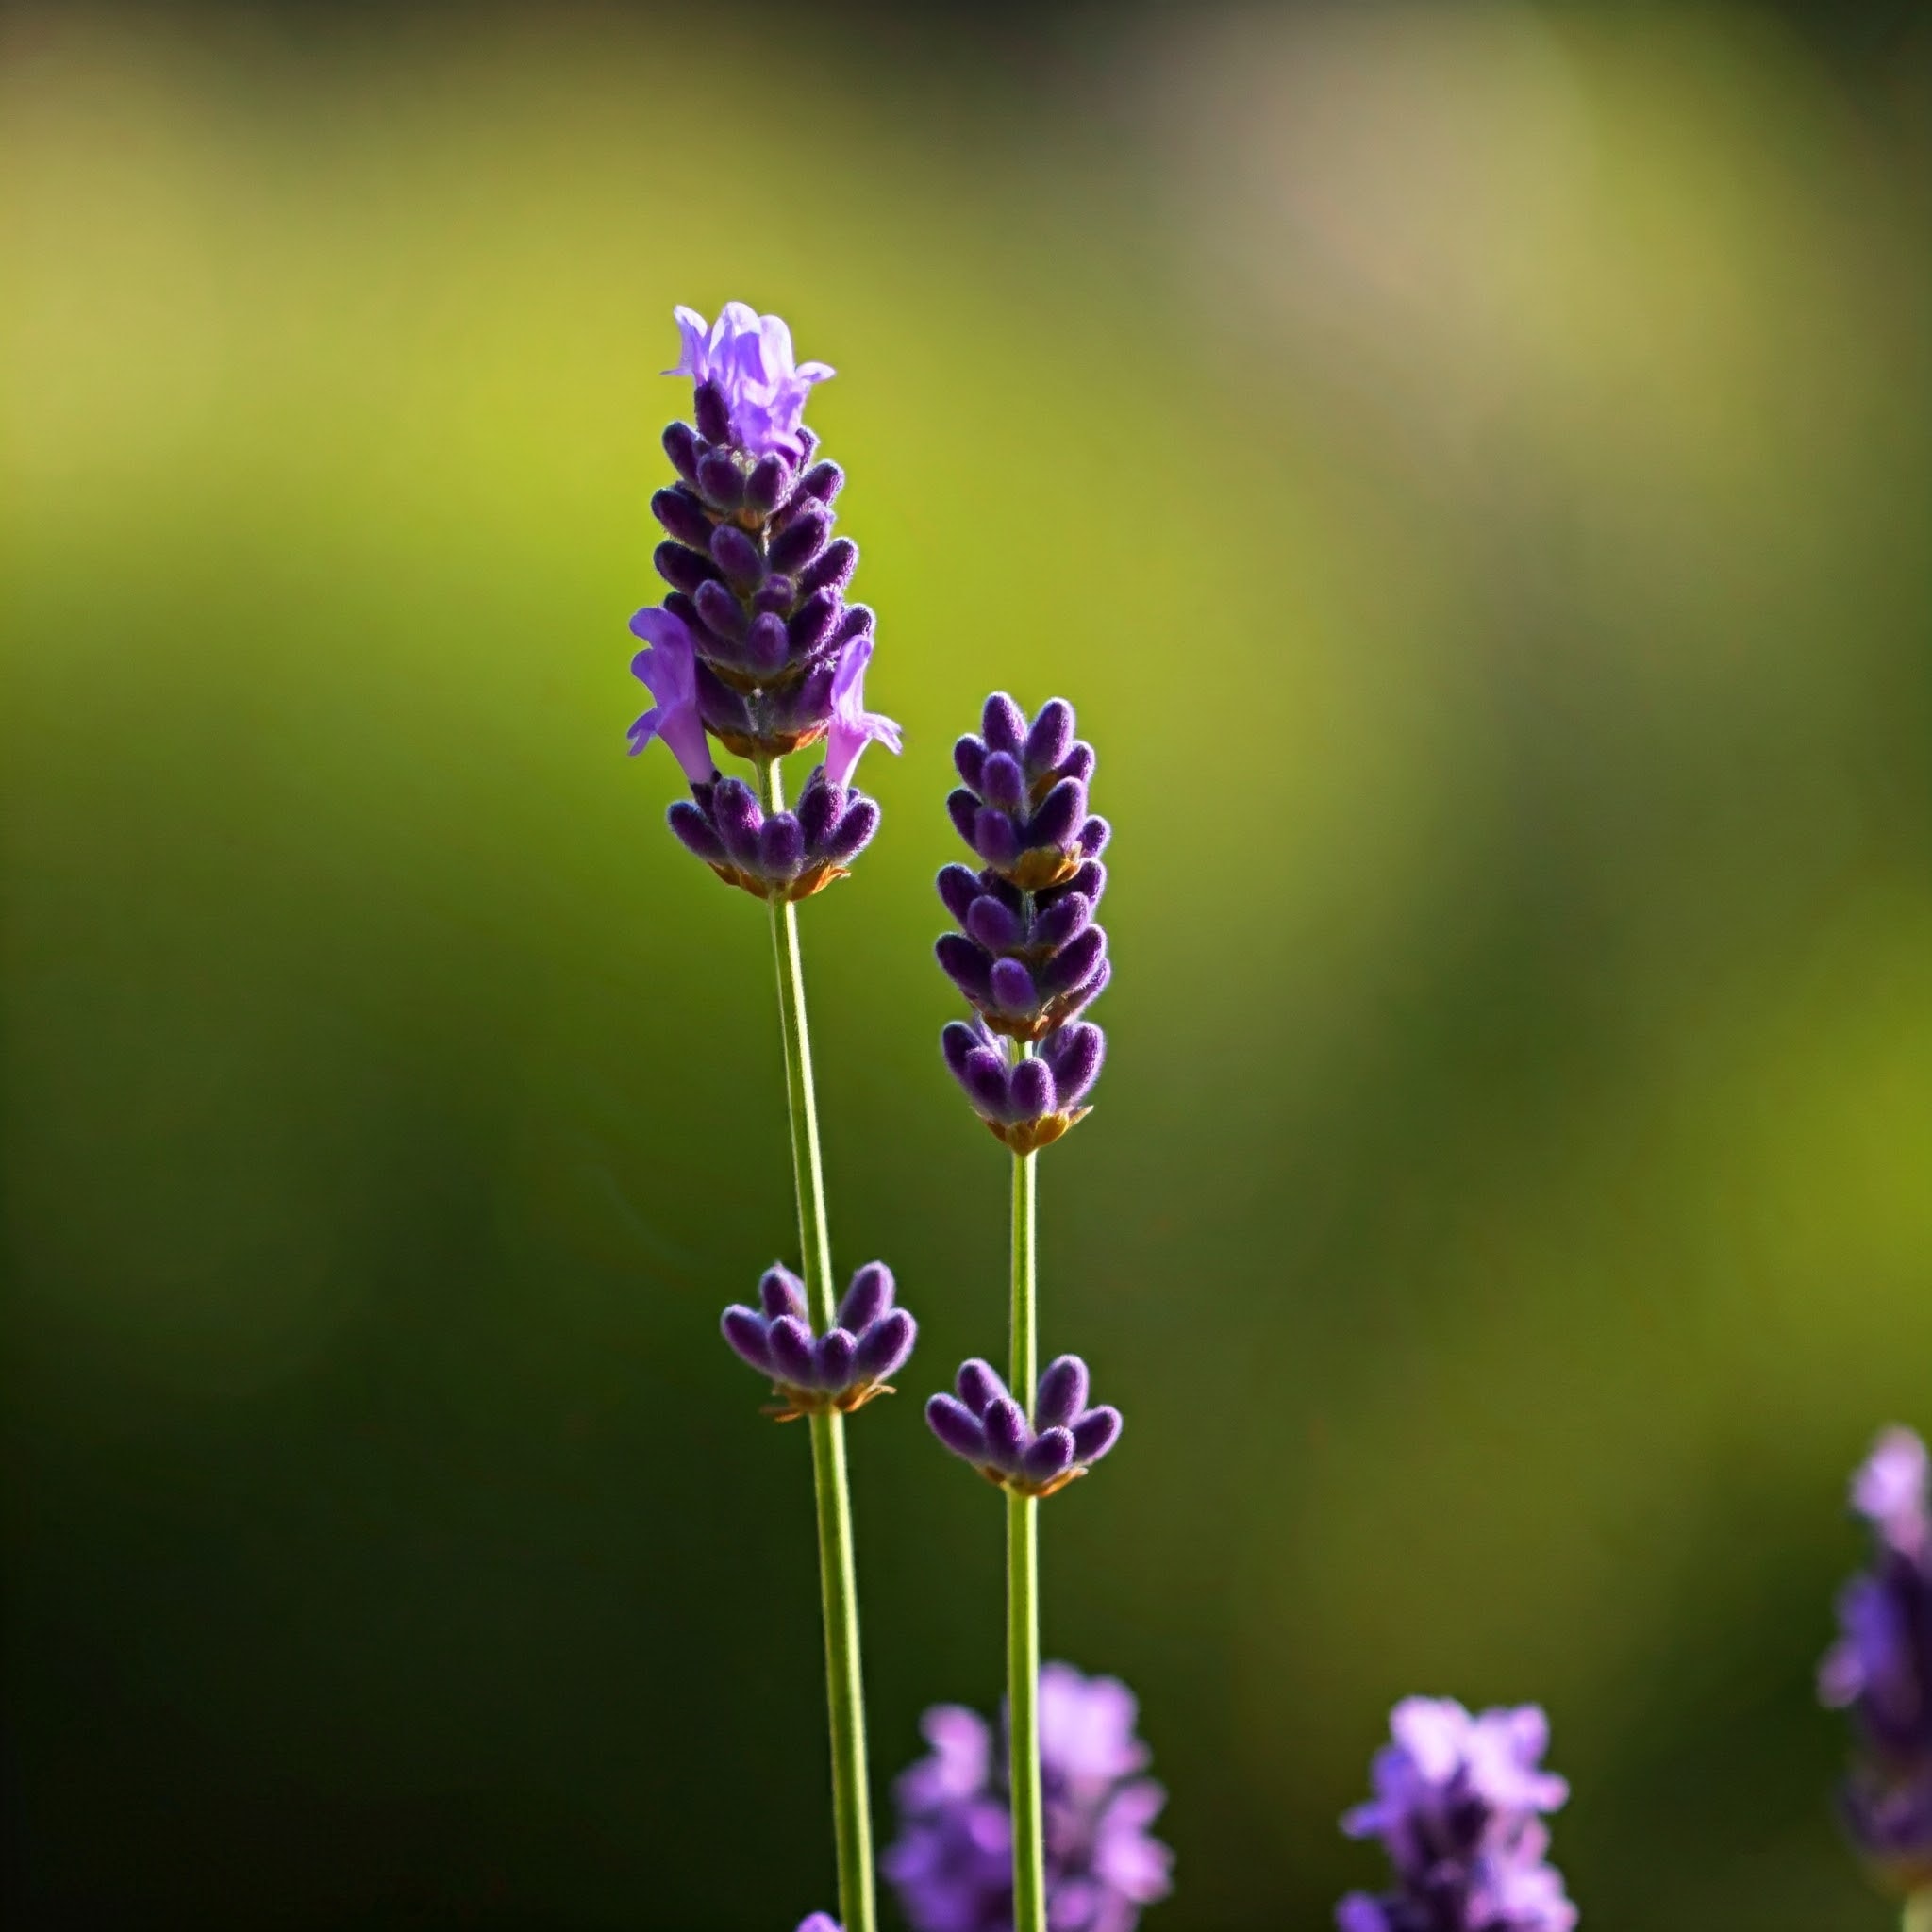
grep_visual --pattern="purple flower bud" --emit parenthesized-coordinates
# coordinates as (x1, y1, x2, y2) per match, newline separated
(1064, 859, 1107, 904)
(1039, 928, 1106, 999)
(926, 1393, 988, 1462)
(1035, 1355, 1090, 1429)
(797, 537, 858, 599)
(662, 421, 702, 487)
(695, 441, 741, 506)
(816, 1327, 858, 1390)
(1024, 700, 1074, 776)
(721, 1306, 774, 1373)
(744, 452, 791, 515)
(834, 603, 875, 647)
(1079, 816, 1111, 858)
(965, 896, 1024, 954)
(759, 1265, 809, 1322)
(790, 590, 839, 654)
(937, 864, 983, 926)
(655, 541, 721, 600)
(1041, 1023, 1106, 1108)
(768, 1316, 815, 1388)
(668, 800, 725, 864)
(1071, 1406, 1123, 1463)
(983, 1396, 1028, 1470)
(941, 1021, 982, 1080)
(839, 1261, 895, 1333)
(694, 381, 732, 447)
(957, 1358, 1006, 1414)
(974, 808, 1021, 870)
(652, 487, 714, 551)
(801, 459, 843, 503)
(823, 797, 879, 865)
(694, 578, 747, 642)
(954, 736, 988, 791)
(947, 789, 982, 849)
(1030, 892, 1092, 952)
(958, 1048, 1012, 1121)
(1022, 1427, 1075, 1485)
(745, 612, 791, 675)
(855, 1308, 916, 1383)
(797, 768, 841, 850)
(712, 778, 762, 868)
(1059, 742, 1096, 787)
(758, 815, 805, 881)
(710, 524, 764, 586)
(936, 935, 995, 1007)
(981, 752, 1025, 813)
(983, 692, 1025, 754)
(754, 575, 795, 616)
(989, 958, 1035, 1013)
(769, 500, 831, 575)
(1027, 778, 1087, 854)
(1008, 1057, 1057, 1119)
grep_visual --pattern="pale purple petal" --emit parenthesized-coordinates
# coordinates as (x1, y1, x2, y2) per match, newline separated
(824, 637, 903, 787)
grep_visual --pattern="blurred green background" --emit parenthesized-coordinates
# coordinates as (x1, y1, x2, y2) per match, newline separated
(3, 3, 1927, 1926)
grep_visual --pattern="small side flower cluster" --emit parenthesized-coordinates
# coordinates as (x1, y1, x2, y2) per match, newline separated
(628, 303, 900, 897)
(1820, 1425, 1932, 1894)
(936, 694, 1111, 1152)
(1338, 1699, 1576, 1932)
(886, 1663, 1173, 1932)
(926, 1356, 1122, 1499)
(722, 1262, 917, 1422)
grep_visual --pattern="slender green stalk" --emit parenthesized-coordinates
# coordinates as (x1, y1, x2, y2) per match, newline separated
(758, 755, 875, 1932)
(1906, 1891, 1932, 1932)
(1008, 1117, 1046, 1932)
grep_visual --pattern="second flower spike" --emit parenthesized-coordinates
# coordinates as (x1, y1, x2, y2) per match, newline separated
(925, 1355, 1122, 1498)
(723, 1262, 918, 1421)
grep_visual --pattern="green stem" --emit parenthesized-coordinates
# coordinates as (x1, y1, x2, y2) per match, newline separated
(758, 755, 875, 1932)
(1906, 1891, 1932, 1932)
(1008, 1124, 1045, 1932)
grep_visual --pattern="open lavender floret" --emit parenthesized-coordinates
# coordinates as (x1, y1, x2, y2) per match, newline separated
(925, 1355, 1122, 1499)
(722, 1261, 916, 1421)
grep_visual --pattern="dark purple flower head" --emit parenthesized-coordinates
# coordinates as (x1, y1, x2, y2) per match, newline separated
(670, 766, 881, 903)
(940, 1018, 1106, 1156)
(1820, 1426, 1932, 1894)
(885, 1662, 1173, 1932)
(634, 305, 901, 779)
(948, 695, 1108, 893)
(721, 1260, 917, 1420)
(925, 1355, 1122, 1499)
(934, 859, 1110, 1045)
(1337, 1698, 1576, 1932)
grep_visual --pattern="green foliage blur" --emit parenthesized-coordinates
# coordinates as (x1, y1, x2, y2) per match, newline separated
(4, 4, 1927, 1926)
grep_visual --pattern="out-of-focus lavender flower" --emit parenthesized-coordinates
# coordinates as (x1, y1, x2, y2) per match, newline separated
(722, 1261, 917, 1420)
(940, 1017, 1106, 1155)
(794, 1916, 841, 1932)
(924, 1355, 1122, 1499)
(1337, 1698, 1576, 1932)
(1821, 1426, 1932, 1894)
(641, 305, 892, 773)
(947, 695, 1108, 893)
(670, 767, 881, 904)
(626, 607, 715, 785)
(668, 302, 835, 460)
(885, 1662, 1173, 1932)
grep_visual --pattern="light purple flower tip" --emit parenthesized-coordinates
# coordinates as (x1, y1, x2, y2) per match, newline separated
(666, 302, 834, 459)
(824, 636, 902, 788)
(1854, 1426, 1932, 1557)
(795, 1915, 841, 1932)
(627, 607, 713, 784)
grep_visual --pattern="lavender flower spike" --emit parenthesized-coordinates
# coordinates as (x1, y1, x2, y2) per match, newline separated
(941, 1016, 1105, 1155)
(627, 607, 715, 784)
(672, 767, 881, 904)
(668, 302, 835, 460)
(947, 693, 1108, 893)
(1820, 1425, 1932, 1895)
(1338, 1698, 1576, 1932)
(924, 1355, 1122, 1499)
(885, 1663, 1173, 1932)
(722, 1260, 918, 1421)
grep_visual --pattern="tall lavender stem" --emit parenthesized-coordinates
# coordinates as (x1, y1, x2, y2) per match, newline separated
(758, 751, 875, 1932)
(1008, 1093, 1046, 1932)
